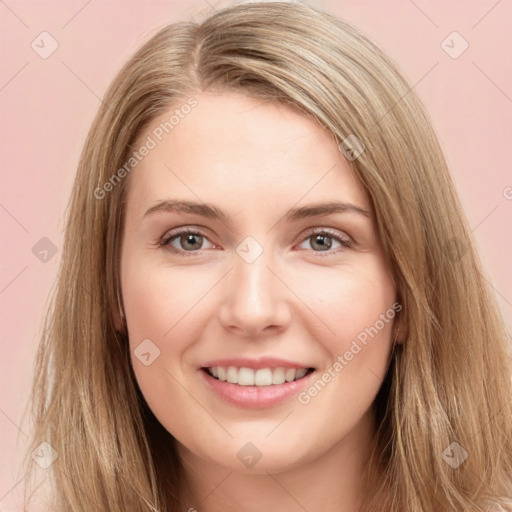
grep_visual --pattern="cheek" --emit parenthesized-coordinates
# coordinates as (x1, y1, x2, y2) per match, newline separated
(121, 255, 219, 400)
(304, 261, 396, 352)
(298, 262, 397, 411)
(122, 257, 207, 349)
(121, 261, 209, 433)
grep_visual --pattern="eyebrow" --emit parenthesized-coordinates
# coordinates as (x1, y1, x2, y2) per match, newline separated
(143, 199, 372, 223)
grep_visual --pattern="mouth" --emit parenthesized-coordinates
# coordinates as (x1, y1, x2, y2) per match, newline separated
(201, 366, 315, 386)
(199, 361, 317, 408)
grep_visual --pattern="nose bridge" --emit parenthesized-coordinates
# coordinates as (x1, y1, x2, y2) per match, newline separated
(218, 235, 290, 334)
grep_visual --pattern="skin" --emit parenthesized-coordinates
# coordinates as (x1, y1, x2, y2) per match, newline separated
(120, 91, 401, 511)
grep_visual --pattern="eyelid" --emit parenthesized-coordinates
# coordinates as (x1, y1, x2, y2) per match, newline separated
(301, 227, 352, 245)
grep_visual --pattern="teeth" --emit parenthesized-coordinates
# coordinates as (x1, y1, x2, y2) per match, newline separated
(271, 367, 285, 385)
(226, 366, 238, 384)
(295, 368, 307, 379)
(207, 366, 310, 386)
(254, 368, 272, 386)
(238, 367, 255, 386)
(285, 368, 296, 382)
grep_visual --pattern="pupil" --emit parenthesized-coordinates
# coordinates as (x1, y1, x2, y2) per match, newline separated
(183, 234, 201, 250)
(312, 235, 331, 251)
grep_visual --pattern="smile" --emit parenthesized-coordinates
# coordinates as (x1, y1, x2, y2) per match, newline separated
(200, 364, 316, 408)
(204, 366, 314, 386)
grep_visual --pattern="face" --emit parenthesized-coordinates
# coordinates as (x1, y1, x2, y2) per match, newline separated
(120, 91, 399, 476)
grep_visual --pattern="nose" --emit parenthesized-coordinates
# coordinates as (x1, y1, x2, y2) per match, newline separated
(217, 243, 292, 338)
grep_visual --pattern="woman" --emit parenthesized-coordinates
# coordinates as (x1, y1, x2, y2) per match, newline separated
(21, 2, 512, 511)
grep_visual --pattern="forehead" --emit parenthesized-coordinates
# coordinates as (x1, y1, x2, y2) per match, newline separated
(126, 91, 369, 217)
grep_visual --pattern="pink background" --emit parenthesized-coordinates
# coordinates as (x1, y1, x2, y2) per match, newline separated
(1, 0, 511, 509)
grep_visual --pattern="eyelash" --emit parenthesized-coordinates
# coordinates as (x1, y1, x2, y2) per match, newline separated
(156, 227, 353, 258)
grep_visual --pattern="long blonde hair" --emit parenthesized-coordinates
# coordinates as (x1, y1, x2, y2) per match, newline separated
(20, 2, 512, 510)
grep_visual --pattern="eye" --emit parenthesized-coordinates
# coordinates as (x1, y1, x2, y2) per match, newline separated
(158, 227, 214, 256)
(297, 228, 352, 256)
(156, 226, 352, 257)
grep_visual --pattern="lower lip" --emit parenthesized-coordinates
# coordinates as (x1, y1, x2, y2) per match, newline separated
(200, 369, 314, 408)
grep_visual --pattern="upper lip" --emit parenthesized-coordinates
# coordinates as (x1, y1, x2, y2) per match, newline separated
(200, 357, 314, 370)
